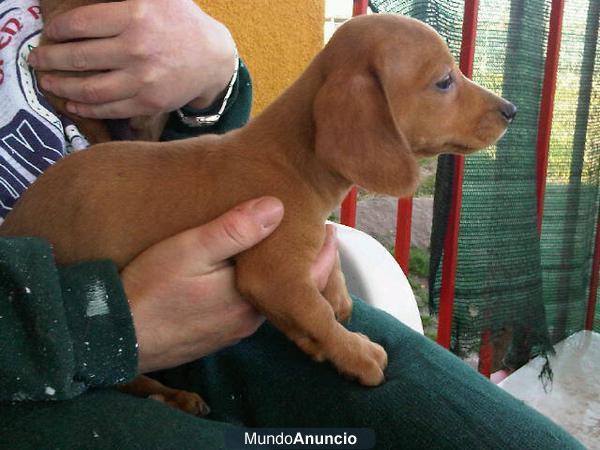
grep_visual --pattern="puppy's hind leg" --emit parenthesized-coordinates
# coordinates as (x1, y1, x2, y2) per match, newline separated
(118, 375, 210, 416)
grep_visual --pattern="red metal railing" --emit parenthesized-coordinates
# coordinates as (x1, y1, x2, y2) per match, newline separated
(536, 0, 565, 234)
(340, 187, 358, 228)
(352, 0, 369, 16)
(395, 198, 413, 273)
(436, 0, 479, 350)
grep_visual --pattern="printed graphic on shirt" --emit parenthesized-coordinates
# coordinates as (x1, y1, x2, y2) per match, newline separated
(0, 110, 63, 212)
(0, 1, 88, 221)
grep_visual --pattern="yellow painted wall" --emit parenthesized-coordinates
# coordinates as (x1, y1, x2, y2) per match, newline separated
(196, 0, 324, 114)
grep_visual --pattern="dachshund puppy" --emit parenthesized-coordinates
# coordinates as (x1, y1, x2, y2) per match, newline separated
(1, 13, 516, 414)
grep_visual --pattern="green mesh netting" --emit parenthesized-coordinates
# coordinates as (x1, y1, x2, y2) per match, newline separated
(370, 0, 600, 368)
(541, 0, 600, 344)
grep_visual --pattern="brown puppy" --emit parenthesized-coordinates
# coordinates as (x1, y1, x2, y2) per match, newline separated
(1, 14, 515, 409)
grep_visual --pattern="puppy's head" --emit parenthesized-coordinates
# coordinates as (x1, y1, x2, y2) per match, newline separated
(313, 14, 516, 197)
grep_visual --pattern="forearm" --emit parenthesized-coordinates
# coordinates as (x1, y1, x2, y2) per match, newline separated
(0, 238, 137, 401)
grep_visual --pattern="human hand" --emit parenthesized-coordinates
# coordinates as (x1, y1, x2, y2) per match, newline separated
(29, 0, 237, 119)
(122, 197, 338, 374)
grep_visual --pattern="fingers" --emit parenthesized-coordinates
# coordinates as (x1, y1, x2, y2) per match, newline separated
(163, 197, 284, 275)
(44, 2, 130, 42)
(40, 71, 138, 105)
(29, 38, 128, 72)
(311, 224, 338, 291)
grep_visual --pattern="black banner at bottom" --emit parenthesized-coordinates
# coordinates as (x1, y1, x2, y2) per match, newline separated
(224, 428, 375, 449)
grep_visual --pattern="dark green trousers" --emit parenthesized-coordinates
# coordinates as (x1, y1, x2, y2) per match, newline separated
(0, 299, 583, 449)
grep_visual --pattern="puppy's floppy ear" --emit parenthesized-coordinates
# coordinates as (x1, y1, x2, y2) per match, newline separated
(313, 69, 418, 197)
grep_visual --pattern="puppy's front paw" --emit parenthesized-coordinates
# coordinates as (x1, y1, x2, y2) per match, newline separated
(354, 333, 388, 386)
(150, 390, 211, 416)
(331, 332, 387, 386)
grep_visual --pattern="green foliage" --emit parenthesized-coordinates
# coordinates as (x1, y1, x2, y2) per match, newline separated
(408, 246, 430, 278)
(415, 174, 436, 197)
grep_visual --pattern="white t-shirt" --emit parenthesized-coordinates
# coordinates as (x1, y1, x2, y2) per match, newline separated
(0, 1, 88, 220)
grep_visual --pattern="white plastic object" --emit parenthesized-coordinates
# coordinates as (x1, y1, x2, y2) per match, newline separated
(330, 222, 424, 334)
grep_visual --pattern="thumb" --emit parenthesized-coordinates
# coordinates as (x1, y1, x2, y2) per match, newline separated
(166, 196, 284, 275)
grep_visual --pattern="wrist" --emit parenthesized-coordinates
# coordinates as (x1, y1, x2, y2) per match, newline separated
(177, 52, 240, 128)
(186, 43, 239, 110)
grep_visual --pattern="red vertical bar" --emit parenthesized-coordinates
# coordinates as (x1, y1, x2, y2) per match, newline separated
(436, 158, 465, 349)
(536, 0, 565, 233)
(458, 0, 479, 77)
(340, 187, 358, 227)
(352, 0, 369, 16)
(340, 0, 369, 227)
(585, 212, 600, 330)
(436, 0, 479, 349)
(478, 329, 493, 378)
(395, 198, 413, 274)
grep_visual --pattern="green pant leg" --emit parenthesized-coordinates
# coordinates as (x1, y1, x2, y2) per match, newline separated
(0, 388, 235, 450)
(160, 298, 584, 450)
(1, 298, 583, 450)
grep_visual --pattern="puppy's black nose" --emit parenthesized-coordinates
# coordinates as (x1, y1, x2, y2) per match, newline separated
(500, 102, 517, 123)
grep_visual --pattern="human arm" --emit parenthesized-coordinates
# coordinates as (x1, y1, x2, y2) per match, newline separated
(0, 237, 137, 401)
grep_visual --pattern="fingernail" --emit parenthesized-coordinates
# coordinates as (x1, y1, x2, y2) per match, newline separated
(66, 103, 77, 114)
(248, 197, 283, 229)
(28, 52, 38, 67)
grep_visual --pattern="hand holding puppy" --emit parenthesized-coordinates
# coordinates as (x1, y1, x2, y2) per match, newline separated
(122, 197, 338, 374)
(30, 0, 237, 119)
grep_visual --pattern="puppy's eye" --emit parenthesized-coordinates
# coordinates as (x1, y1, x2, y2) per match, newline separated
(436, 74, 454, 91)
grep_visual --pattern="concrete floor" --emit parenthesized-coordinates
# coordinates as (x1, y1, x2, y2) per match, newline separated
(499, 331, 600, 449)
